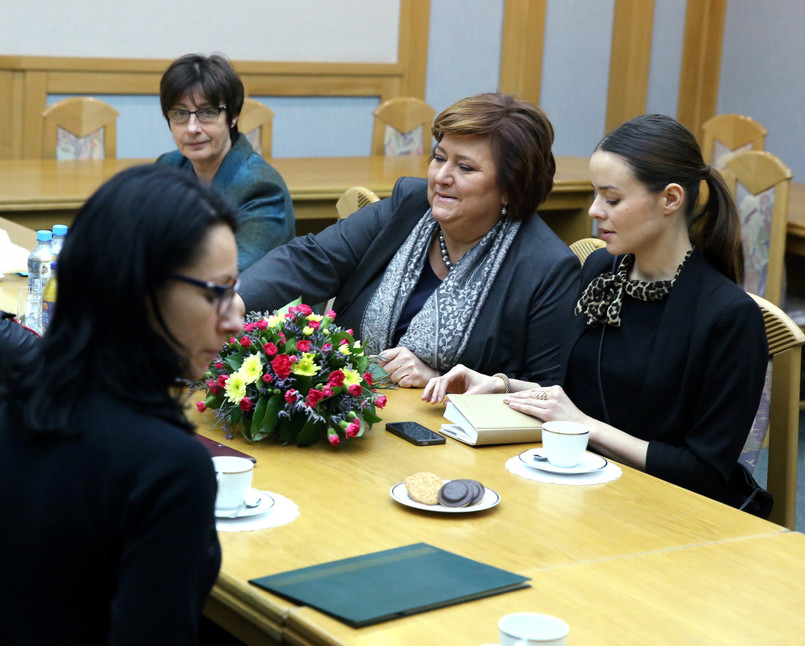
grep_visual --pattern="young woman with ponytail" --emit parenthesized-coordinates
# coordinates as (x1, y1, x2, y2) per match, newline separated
(425, 114, 770, 515)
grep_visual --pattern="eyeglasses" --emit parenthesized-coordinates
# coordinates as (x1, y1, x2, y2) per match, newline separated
(169, 273, 241, 315)
(166, 105, 227, 124)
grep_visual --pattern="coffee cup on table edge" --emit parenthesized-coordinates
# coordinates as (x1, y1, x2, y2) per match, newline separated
(499, 612, 569, 646)
(541, 421, 589, 468)
(212, 456, 255, 511)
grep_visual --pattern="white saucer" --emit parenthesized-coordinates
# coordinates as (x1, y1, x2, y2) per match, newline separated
(390, 481, 500, 513)
(518, 448, 608, 475)
(215, 491, 275, 519)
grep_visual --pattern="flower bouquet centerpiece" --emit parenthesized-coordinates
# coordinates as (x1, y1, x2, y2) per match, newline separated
(196, 299, 387, 447)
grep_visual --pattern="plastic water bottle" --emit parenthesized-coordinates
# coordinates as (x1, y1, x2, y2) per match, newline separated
(23, 230, 53, 335)
(42, 261, 58, 331)
(51, 224, 68, 258)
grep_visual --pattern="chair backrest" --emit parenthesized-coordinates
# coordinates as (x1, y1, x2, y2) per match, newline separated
(371, 97, 435, 156)
(722, 150, 793, 307)
(336, 186, 380, 220)
(41, 97, 119, 159)
(569, 237, 606, 264)
(701, 113, 767, 170)
(747, 293, 805, 529)
(239, 98, 274, 158)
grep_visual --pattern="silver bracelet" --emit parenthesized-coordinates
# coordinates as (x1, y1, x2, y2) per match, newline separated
(492, 372, 511, 394)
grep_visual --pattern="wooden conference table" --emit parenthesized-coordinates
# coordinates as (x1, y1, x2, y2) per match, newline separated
(191, 388, 805, 645)
(0, 156, 595, 243)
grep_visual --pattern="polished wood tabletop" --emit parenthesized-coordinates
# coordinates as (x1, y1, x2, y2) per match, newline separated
(187, 387, 796, 645)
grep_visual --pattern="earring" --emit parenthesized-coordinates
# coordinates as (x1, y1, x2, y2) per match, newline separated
(501, 204, 508, 217)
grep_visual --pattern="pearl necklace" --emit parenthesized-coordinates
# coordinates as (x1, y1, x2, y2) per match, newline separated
(438, 227, 453, 271)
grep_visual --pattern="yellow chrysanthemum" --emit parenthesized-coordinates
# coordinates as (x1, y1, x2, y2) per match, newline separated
(291, 352, 321, 377)
(266, 314, 283, 328)
(338, 344, 351, 356)
(302, 326, 314, 336)
(224, 372, 247, 404)
(239, 354, 263, 384)
(342, 368, 362, 386)
(308, 314, 324, 322)
(352, 340, 362, 351)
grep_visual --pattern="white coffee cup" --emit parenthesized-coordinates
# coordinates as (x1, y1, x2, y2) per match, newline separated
(212, 456, 255, 510)
(541, 421, 589, 468)
(499, 612, 569, 646)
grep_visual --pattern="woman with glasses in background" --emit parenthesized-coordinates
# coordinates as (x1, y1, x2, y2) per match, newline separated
(0, 165, 243, 643)
(157, 53, 295, 272)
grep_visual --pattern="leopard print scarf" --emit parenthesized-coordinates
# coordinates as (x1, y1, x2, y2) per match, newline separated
(574, 249, 693, 327)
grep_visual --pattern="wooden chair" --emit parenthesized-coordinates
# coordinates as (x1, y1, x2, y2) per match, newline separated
(239, 98, 274, 158)
(41, 97, 119, 159)
(747, 293, 805, 529)
(722, 150, 793, 308)
(569, 237, 606, 264)
(702, 113, 767, 170)
(371, 97, 435, 156)
(335, 186, 380, 220)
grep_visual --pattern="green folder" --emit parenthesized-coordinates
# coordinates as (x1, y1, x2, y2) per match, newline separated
(249, 542, 530, 628)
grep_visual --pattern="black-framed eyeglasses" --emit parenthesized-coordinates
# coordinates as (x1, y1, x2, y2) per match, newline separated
(169, 273, 240, 315)
(166, 105, 227, 124)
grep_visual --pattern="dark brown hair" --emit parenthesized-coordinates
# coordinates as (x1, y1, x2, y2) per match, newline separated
(596, 114, 743, 283)
(431, 92, 556, 221)
(159, 53, 244, 143)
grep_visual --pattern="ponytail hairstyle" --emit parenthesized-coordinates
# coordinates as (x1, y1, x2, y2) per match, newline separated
(596, 114, 743, 283)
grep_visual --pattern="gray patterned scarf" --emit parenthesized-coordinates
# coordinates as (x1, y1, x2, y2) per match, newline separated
(362, 208, 520, 371)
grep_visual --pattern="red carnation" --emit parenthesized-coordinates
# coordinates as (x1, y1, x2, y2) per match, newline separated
(345, 421, 361, 438)
(298, 304, 313, 316)
(196, 400, 207, 413)
(263, 342, 278, 356)
(375, 395, 387, 409)
(328, 433, 341, 446)
(308, 320, 320, 330)
(296, 339, 312, 352)
(285, 389, 298, 404)
(239, 397, 253, 412)
(362, 372, 373, 386)
(272, 354, 292, 379)
(243, 323, 256, 332)
(217, 375, 229, 388)
(348, 384, 362, 397)
(256, 319, 268, 330)
(262, 373, 273, 383)
(328, 370, 345, 387)
(240, 336, 252, 348)
(322, 343, 333, 353)
(306, 389, 325, 408)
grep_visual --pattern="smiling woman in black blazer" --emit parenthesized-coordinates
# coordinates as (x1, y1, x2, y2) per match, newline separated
(425, 115, 768, 514)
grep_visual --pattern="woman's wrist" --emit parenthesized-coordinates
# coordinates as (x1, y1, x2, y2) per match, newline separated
(491, 372, 511, 394)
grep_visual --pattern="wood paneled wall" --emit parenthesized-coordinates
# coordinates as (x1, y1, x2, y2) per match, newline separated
(498, 0, 726, 139)
(0, 0, 727, 160)
(0, 0, 429, 160)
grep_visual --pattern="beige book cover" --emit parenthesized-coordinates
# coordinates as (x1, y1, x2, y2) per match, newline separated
(440, 393, 542, 446)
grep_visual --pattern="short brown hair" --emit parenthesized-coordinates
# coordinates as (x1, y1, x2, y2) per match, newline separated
(159, 53, 244, 143)
(431, 92, 555, 221)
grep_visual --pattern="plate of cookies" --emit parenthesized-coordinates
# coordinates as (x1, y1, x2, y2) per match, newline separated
(391, 471, 500, 513)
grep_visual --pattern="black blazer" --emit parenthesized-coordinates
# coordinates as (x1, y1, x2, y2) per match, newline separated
(239, 177, 581, 383)
(561, 248, 767, 502)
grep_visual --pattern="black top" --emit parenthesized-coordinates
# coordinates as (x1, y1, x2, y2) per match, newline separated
(393, 259, 442, 345)
(560, 248, 768, 506)
(0, 388, 221, 645)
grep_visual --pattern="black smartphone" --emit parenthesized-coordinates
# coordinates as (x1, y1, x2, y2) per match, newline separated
(386, 421, 446, 446)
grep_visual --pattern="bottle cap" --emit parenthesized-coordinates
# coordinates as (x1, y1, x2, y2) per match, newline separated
(50, 261, 58, 269)
(36, 230, 53, 241)
(52, 224, 68, 236)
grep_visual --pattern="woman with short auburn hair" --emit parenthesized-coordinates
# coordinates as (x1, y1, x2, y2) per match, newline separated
(239, 92, 580, 388)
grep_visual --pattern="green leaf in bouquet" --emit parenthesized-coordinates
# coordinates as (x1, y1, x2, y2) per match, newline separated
(362, 408, 382, 425)
(226, 354, 244, 371)
(278, 414, 304, 444)
(204, 392, 225, 410)
(275, 296, 303, 318)
(257, 393, 284, 436)
(296, 419, 323, 446)
(250, 396, 269, 433)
